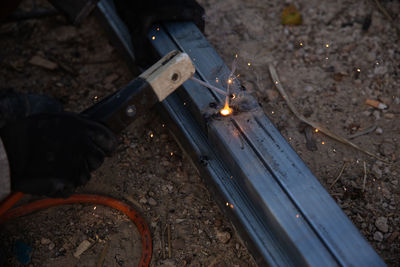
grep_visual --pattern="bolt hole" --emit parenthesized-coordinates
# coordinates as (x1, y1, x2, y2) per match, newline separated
(171, 73, 179, 81)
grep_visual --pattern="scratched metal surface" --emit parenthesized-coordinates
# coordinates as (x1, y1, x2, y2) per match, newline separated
(96, 1, 385, 266)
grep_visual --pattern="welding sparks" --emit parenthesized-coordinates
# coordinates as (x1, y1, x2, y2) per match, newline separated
(220, 102, 233, 116)
(152, 36, 156, 40)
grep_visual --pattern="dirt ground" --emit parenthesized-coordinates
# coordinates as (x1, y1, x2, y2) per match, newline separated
(200, 0, 400, 265)
(0, 0, 399, 266)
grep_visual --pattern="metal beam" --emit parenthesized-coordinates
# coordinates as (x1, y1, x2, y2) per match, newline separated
(96, 1, 385, 266)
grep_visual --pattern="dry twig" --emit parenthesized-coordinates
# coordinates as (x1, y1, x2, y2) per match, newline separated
(268, 64, 389, 163)
(96, 241, 109, 267)
(362, 161, 367, 192)
(161, 221, 166, 259)
(167, 223, 172, 259)
(347, 124, 377, 139)
(372, 0, 400, 34)
(330, 162, 347, 189)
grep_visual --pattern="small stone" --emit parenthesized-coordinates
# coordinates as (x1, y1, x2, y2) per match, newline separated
(373, 231, 384, 242)
(388, 232, 399, 243)
(48, 242, 55, 250)
(160, 259, 177, 267)
(41, 238, 51, 245)
(148, 197, 157, 206)
(372, 110, 380, 120)
(374, 66, 387, 75)
(362, 110, 372, 117)
(29, 55, 58, 70)
(139, 197, 147, 204)
(375, 217, 389, 233)
(304, 85, 313, 92)
(265, 89, 279, 101)
(216, 231, 231, 244)
(383, 113, 395, 119)
(73, 240, 91, 258)
(371, 164, 383, 178)
(380, 141, 396, 156)
(375, 127, 383, 135)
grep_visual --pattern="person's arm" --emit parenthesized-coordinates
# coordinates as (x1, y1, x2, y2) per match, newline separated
(114, 0, 205, 67)
(0, 93, 116, 198)
(0, 138, 11, 202)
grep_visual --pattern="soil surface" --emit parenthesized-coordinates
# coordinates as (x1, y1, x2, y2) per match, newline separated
(0, 0, 399, 266)
(199, 0, 399, 265)
(0, 1, 255, 266)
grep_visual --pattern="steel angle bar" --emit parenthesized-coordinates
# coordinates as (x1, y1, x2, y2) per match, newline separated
(95, 1, 385, 266)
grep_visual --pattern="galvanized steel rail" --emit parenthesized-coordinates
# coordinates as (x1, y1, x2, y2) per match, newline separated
(96, 1, 385, 266)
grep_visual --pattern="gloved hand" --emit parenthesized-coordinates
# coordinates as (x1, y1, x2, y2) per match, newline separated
(0, 91, 63, 128)
(0, 112, 117, 197)
(114, 0, 205, 67)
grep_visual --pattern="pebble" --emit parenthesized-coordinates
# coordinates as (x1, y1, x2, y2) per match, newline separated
(375, 127, 383, 135)
(371, 164, 383, 178)
(388, 232, 399, 243)
(148, 197, 157, 206)
(175, 218, 185, 224)
(362, 110, 372, 117)
(48, 242, 55, 250)
(372, 110, 380, 120)
(139, 197, 147, 204)
(29, 55, 58, 70)
(304, 85, 313, 92)
(73, 240, 91, 258)
(216, 231, 231, 244)
(379, 141, 396, 156)
(375, 217, 389, 233)
(40, 238, 51, 245)
(384, 113, 395, 119)
(160, 259, 177, 267)
(373, 231, 384, 242)
(374, 65, 387, 75)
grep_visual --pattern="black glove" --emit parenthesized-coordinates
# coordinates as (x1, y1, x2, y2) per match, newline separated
(0, 91, 63, 128)
(0, 112, 117, 197)
(114, 0, 205, 67)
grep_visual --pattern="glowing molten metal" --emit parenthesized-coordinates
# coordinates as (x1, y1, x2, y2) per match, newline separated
(220, 103, 233, 116)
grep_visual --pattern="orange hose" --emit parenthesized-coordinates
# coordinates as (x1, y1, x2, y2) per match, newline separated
(0, 193, 152, 267)
(0, 192, 24, 217)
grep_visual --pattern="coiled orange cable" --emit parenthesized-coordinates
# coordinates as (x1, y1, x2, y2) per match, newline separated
(0, 193, 152, 267)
